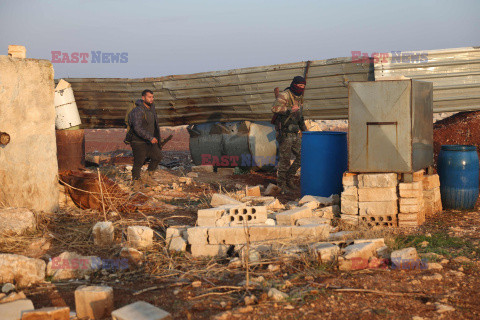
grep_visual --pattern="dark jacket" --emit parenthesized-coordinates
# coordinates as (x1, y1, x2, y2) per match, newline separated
(128, 99, 161, 143)
(271, 89, 307, 133)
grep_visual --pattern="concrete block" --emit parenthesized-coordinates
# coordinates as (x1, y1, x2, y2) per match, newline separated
(275, 207, 313, 225)
(310, 243, 340, 262)
(398, 220, 419, 227)
(341, 200, 358, 215)
(197, 207, 227, 226)
(328, 231, 355, 241)
(399, 189, 423, 198)
(391, 247, 419, 268)
(399, 197, 422, 205)
(341, 186, 358, 201)
(342, 172, 358, 186)
(266, 199, 285, 211)
(112, 301, 172, 320)
(246, 186, 261, 197)
(435, 199, 442, 213)
(210, 193, 242, 207)
(291, 224, 330, 241)
(358, 173, 397, 188)
(296, 217, 330, 226)
(191, 165, 213, 173)
(343, 241, 385, 260)
(0, 56, 59, 212)
(127, 226, 154, 249)
(120, 247, 143, 267)
(75, 286, 114, 320)
(190, 244, 231, 257)
(0, 299, 34, 320)
(207, 226, 292, 245)
(340, 214, 359, 225)
(413, 169, 425, 182)
(397, 213, 418, 221)
(301, 201, 319, 210)
(358, 201, 398, 216)
(318, 205, 340, 216)
(358, 187, 397, 202)
(423, 187, 441, 201)
(8, 45, 27, 58)
(360, 214, 397, 227)
(92, 222, 114, 246)
(186, 172, 198, 178)
(399, 181, 423, 191)
(217, 168, 235, 175)
(399, 203, 422, 213)
(0, 208, 36, 235)
(423, 174, 440, 189)
(227, 206, 268, 226)
(186, 227, 209, 245)
(299, 195, 333, 206)
(0, 254, 46, 287)
(22, 307, 70, 320)
(264, 183, 281, 196)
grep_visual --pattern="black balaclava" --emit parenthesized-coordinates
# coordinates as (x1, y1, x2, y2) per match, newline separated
(289, 76, 306, 96)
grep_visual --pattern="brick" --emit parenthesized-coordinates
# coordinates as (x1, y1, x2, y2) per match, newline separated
(191, 165, 214, 173)
(341, 199, 358, 215)
(413, 169, 425, 182)
(92, 222, 114, 246)
(399, 197, 422, 205)
(210, 194, 242, 207)
(399, 188, 423, 198)
(127, 226, 154, 249)
(399, 181, 423, 191)
(246, 186, 261, 197)
(340, 214, 359, 225)
(423, 174, 440, 189)
(358, 201, 397, 216)
(358, 187, 397, 202)
(342, 172, 358, 186)
(22, 307, 70, 320)
(75, 286, 114, 320)
(8, 45, 26, 59)
(0, 299, 34, 320)
(275, 207, 313, 225)
(358, 173, 397, 188)
(112, 301, 172, 320)
(360, 214, 397, 227)
(397, 213, 418, 221)
(291, 224, 331, 241)
(190, 244, 231, 257)
(296, 217, 331, 226)
(186, 227, 209, 245)
(341, 186, 358, 201)
(207, 226, 292, 245)
(400, 203, 423, 213)
(166, 226, 187, 252)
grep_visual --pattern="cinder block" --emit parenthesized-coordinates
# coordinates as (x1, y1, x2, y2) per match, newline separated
(186, 227, 209, 245)
(165, 226, 187, 252)
(301, 201, 319, 210)
(398, 220, 419, 227)
(296, 217, 330, 226)
(342, 172, 358, 186)
(358, 173, 398, 188)
(93, 222, 114, 246)
(291, 224, 330, 241)
(275, 207, 312, 225)
(341, 186, 358, 201)
(0, 299, 34, 320)
(210, 194, 242, 207)
(341, 199, 358, 215)
(360, 214, 397, 227)
(310, 243, 340, 262)
(399, 197, 422, 206)
(399, 189, 423, 198)
(207, 226, 292, 245)
(22, 307, 70, 320)
(75, 286, 114, 320)
(8, 45, 26, 59)
(413, 170, 425, 182)
(190, 244, 231, 257)
(112, 301, 172, 320)
(423, 187, 441, 201)
(423, 174, 440, 189)
(127, 226, 154, 249)
(397, 213, 418, 221)
(399, 181, 423, 191)
(358, 187, 397, 202)
(226, 206, 267, 226)
(399, 203, 423, 213)
(424, 199, 435, 217)
(343, 241, 385, 260)
(359, 201, 397, 216)
(341, 214, 359, 225)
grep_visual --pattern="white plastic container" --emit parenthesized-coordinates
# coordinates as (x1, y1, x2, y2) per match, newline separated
(54, 79, 81, 130)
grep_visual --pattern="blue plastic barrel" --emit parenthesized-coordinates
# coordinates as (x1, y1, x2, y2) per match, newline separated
(301, 131, 348, 197)
(438, 145, 479, 210)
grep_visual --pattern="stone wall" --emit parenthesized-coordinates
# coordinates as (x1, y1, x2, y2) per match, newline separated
(0, 55, 59, 212)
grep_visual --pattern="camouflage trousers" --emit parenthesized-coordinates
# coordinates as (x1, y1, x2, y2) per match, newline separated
(277, 132, 302, 186)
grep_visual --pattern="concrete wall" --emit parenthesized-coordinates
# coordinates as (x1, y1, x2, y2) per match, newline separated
(0, 56, 59, 212)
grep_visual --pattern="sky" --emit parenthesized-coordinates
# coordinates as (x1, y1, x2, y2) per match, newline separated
(0, 0, 479, 79)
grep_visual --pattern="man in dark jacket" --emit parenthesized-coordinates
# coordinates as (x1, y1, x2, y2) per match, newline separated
(271, 76, 308, 192)
(128, 89, 162, 187)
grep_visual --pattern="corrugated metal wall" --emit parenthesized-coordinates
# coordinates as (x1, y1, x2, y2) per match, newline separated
(64, 46, 480, 128)
(375, 47, 480, 113)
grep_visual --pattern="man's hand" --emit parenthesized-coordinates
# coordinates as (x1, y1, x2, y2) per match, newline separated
(291, 105, 300, 112)
(151, 137, 158, 144)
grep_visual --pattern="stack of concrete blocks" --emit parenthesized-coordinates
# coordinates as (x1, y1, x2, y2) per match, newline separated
(423, 174, 442, 217)
(398, 179, 425, 227)
(341, 173, 399, 227)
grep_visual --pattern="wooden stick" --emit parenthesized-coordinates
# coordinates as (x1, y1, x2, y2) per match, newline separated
(97, 169, 106, 221)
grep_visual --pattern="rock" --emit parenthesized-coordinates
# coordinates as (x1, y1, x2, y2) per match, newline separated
(127, 226, 154, 249)
(192, 281, 202, 288)
(244, 295, 257, 305)
(310, 243, 340, 263)
(165, 226, 187, 252)
(422, 252, 444, 260)
(75, 285, 114, 320)
(376, 246, 390, 259)
(268, 288, 288, 301)
(448, 270, 465, 277)
(47, 252, 103, 280)
(120, 247, 144, 267)
(264, 184, 281, 196)
(21, 307, 70, 320)
(299, 195, 334, 207)
(427, 262, 443, 270)
(24, 238, 51, 258)
(440, 259, 449, 265)
(186, 172, 199, 178)
(0, 208, 36, 235)
(111, 301, 172, 320)
(265, 218, 276, 226)
(0, 254, 46, 287)
(434, 302, 455, 313)
(210, 194, 243, 207)
(390, 247, 419, 269)
(268, 264, 280, 272)
(2, 283, 15, 294)
(228, 257, 242, 268)
(237, 306, 254, 313)
(0, 299, 34, 320)
(453, 256, 471, 264)
(343, 241, 384, 260)
(191, 165, 214, 173)
(327, 231, 355, 241)
(422, 273, 443, 281)
(1, 291, 26, 303)
(420, 241, 429, 248)
(178, 177, 193, 184)
(92, 221, 115, 246)
(296, 217, 330, 226)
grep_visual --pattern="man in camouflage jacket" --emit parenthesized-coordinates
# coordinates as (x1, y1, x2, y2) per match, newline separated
(271, 76, 308, 192)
